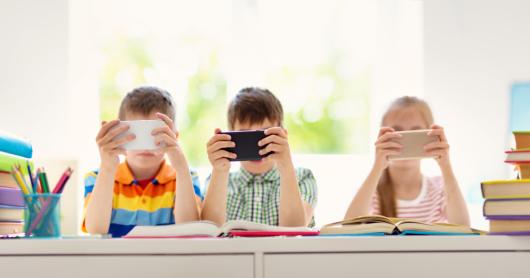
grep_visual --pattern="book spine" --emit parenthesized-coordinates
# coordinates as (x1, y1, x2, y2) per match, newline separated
(0, 133, 33, 159)
(0, 152, 33, 175)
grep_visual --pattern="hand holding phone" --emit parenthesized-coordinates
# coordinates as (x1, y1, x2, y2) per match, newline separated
(221, 130, 268, 161)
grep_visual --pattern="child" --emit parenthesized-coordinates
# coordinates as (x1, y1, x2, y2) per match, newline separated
(83, 86, 202, 237)
(344, 96, 470, 225)
(201, 87, 317, 227)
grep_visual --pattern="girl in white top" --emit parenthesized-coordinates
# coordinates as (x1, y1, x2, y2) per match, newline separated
(344, 96, 470, 225)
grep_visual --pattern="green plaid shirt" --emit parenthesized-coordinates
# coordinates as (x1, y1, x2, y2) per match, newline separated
(207, 167, 318, 227)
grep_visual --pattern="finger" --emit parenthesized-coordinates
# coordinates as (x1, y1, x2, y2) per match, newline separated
(208, 141, 236, 153)
(154, 133, 176, 147)
(207, 133, 232, 147)
(425, 150, 444, 158)
(109, 134, 136, 148)
(383, 150, 402, 157)
(376, 132, 402, 144)
(265, 127, 287, 138)
(259, 143, 282, 155)
(110, 147, 127, 156)
(429, 124, 447, 142)
(376, 141, 403, 150)
(378, 127, 395, 137)
(259, 135, 287, 147)
(424, 142, 449, 151)
(156, 112, 174, 129)
(211, 150, 237, 161)
(96, 120, 120, 140)
(152, 126, 176, 138)
(99, 124, 130, 145)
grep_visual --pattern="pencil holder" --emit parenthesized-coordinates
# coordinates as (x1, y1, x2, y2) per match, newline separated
(23, 193, 61, 238)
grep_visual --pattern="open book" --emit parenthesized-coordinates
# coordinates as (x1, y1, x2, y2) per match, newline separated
(124, 220, 319, 238)
(320, 215, 479, 236)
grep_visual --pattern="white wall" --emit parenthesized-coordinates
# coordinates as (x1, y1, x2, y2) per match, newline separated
(0, 0, 99, 234)
(423, 0, 530, 228)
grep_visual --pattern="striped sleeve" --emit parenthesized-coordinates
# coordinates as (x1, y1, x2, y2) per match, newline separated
(189, 169, 203, 200)
(296, 168, 318, 208)
(81, 170, 98, 233)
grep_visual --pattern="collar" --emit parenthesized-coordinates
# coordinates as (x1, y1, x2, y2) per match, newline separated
(115, 160, 176, 186)
(237, 166, 280, 186)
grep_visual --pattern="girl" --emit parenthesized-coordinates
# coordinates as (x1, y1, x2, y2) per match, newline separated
(344, 96, 470, 225)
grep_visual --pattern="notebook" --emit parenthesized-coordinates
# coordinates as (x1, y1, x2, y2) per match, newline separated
(0, 172, 18, 188)
(0, 131, 33, 159)
(483, 198, 530, 219)
(514, 131, 530, 150)
(124, 220, 319, 238)
(320, 215, 478, 236)
(0, 205, 24, 222)
(0, 152, 33, 175)
(481, 179, 530, 199)
(0, 222, 24, 236)
(0, 187, 24, 207)
(489, 219, 530, 235)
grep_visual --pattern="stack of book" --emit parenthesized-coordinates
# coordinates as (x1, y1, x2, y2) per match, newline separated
(482, 131, 530, 235)
(0, 131, 33, 237)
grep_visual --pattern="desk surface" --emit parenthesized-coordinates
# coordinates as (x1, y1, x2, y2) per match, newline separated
(1, 236, 530, 255)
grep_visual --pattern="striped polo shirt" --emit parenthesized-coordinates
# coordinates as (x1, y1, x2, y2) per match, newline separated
(82, 160, 203, 237)
(371, 176, 448, 223)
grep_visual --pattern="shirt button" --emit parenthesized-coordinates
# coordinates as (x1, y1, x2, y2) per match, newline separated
(141, 198, 147, 204)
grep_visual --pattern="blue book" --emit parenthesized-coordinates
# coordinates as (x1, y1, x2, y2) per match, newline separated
(0, 131, 33, 159)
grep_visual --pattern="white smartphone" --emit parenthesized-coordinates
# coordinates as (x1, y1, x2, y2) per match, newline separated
(388, 129, 440, 161)
(114, 120, 167, 151)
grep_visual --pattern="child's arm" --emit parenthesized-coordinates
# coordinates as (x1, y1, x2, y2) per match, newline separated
(201, 129, 236, 225)
(259, 127, 312, 227)
(425, 125, 470, 226)
(85, 120, 135, 234)
(153, 113, 200, 223)
(344, 127, 402, 219)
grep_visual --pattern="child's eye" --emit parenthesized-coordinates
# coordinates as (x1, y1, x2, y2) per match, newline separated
(392, 126, 403, 131)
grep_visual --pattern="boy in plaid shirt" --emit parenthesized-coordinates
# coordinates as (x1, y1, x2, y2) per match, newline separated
(202, 87, 317, 227)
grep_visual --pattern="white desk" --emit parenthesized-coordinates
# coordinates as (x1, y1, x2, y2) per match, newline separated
(1, 236, 530, 278)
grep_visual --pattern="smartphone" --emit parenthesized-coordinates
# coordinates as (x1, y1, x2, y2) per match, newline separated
(114, 120, 166, 151)
(388, 129, 440, 161)
(221, 130, 268, 161)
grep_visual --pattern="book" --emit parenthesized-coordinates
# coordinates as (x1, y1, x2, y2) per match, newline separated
(0, 187, 24, 206)
(483, 198, 530, 219)
(0, 205, 24, 222)
(0, 172, 18, 188)
(320, 215, 478, 236)
(124, 220, 319, 238)
(505, 149, 530, 163)
(0, 131, 32, 159)
(0, 221, 24, 236)
(514, 131, 530, 150)
(481, 179, 530, 199)
(0, 152, 33, 175)
(489, 219, 530, 235)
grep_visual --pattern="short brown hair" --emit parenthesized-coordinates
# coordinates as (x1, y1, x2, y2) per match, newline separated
(118, 86, 176, 121)
(227, 87, 284, 129)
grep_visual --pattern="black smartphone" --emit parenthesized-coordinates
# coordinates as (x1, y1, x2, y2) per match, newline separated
(221, 130, 268, 161)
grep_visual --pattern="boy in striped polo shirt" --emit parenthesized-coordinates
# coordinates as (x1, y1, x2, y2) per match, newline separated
(83, 86, 202, 237)
(202, 87, 318, 227)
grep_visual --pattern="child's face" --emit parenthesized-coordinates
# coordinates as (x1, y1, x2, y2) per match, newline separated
(233, 118, 277, 175)
(383, 106, 429, 169)
(124, 112, 167, 174)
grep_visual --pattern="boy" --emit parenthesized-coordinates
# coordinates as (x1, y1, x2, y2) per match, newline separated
(83, 86, 201, 237)
(202, 87, 317, 227)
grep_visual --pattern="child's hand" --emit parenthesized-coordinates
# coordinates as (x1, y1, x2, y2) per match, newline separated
(259, 127, 294, 171)
(373, 127, 403, 171)
(425, 124, 451, 167)
(151, 113, 186, 165)
(207, 129, 236, 173)
(96, 120, 135, 170)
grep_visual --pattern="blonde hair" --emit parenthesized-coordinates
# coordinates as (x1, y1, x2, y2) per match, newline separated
(377, 96, 434, 217)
